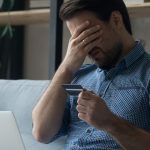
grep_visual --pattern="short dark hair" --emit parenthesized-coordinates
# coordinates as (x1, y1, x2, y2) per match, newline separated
(59, 0, 132, 35)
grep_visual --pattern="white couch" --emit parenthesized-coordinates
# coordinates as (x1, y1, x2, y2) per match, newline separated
(0, 80, 66, 150)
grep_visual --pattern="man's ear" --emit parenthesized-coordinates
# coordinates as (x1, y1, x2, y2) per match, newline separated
(110, 11, 123, 29)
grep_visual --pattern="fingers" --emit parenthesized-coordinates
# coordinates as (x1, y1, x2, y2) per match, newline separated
(76, 104, 87, 114)
(78, 30, 102, 51)
(77, 91, 97, 107)
(76, 91, 98, 121)
(79, 91, 96, 99)
(84, 37, 102, 53)
(82, 30, 102, 46)
(76, 25, 101, 44)
(77, 98, 88, 106)
(75, 26, 102, 49)
(71, 21, 103, 49)
(78, 113, 87, 121)
(72, 21, 90, 39)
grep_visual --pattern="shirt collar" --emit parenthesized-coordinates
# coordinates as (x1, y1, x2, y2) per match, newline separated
(124, 40, 145, 68)
(98, 40, 145, 79)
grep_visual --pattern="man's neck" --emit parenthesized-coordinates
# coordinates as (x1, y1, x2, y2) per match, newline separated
(122, 35, 136, 58)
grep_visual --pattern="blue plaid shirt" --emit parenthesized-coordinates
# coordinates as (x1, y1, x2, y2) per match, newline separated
(55, 41, 150, 150)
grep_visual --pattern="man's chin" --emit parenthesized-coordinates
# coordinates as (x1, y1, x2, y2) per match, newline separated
(88, 57, 113, 70)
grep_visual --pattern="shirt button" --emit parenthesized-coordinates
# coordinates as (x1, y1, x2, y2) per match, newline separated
(86, 129, 91, 134)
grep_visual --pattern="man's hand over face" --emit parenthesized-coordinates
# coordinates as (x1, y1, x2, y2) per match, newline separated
(76, 91, 114, 130)
(62, 21, 103, 73)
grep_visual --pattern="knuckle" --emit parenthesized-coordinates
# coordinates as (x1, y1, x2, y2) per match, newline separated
(77, 98, 81, 104)
(78, 113, 82, 119)
(76, 44, 82, 49)
(81, 91, 87, 97)
(79, 91, 84, 97)
(76, 105, 79, 111)
(71, 39, 77, 46)
(82, 30, 88, 36)
(84, 38, 88, 43)
(76, 26, 82, 34)
(78, 113, 81, 118)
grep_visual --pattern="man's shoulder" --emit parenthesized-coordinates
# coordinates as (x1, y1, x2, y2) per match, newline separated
(143, 52, 150, 59)
(140, 52, 150, 68)
(136, 52, 150, 87)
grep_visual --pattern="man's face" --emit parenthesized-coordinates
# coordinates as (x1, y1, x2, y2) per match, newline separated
(66, 11, 123, 70)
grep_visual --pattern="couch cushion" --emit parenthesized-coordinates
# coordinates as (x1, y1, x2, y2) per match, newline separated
(22, 133, 66, 150)
(0, 80, 66, 150)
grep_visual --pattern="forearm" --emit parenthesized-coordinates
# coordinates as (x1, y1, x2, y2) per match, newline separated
(107, 115, 150, 150)
(32, 64, 73, 143)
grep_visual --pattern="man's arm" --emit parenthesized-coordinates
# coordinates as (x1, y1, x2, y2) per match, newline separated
(32, 65, 73, 144)
(107, 115, 150, 150)
(77, 91, 150, 150)
(32, 21, 102, 143)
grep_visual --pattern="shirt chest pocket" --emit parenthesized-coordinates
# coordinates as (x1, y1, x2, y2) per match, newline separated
(106, 80, 149, 118)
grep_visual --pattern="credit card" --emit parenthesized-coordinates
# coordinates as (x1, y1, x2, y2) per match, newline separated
(62, 84, 84, 96)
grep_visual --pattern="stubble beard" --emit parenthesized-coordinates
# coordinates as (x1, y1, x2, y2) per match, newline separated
(89, 42, 123, 70)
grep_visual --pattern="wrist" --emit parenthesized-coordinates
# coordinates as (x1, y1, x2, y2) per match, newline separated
(104, 113, 133, 136)
(59, 63, 74, 75)
(60, 61, 78, 75)
(103, 113, 121, 133)
(50, 63, 74, 85)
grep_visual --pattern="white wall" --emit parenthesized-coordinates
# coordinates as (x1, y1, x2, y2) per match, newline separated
(24, 1, 150, 79)
(24, 24, 49, 79)
(124, 0, 144, 3)
(23, 0, 50, 80)
(132, 18, 150, 53)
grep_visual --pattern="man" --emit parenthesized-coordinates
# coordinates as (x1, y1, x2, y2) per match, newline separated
(32, 0, 150, 149)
